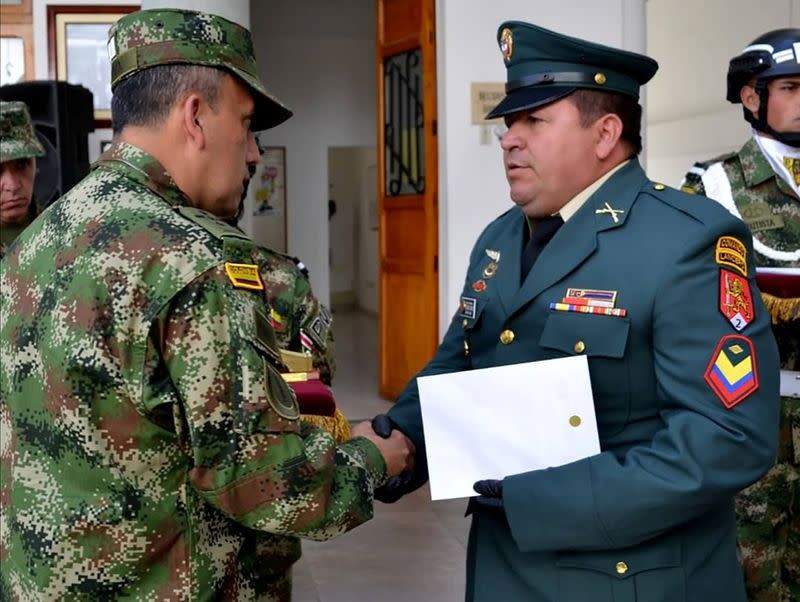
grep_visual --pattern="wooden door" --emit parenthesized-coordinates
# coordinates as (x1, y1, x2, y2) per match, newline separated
(376, 0, 438, 399)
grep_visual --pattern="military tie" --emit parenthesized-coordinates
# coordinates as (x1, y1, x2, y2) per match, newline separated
(520, 215, 563, 283)
(784, 156, 800, 186)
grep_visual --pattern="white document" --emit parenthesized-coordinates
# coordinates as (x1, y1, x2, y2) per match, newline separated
(417, 355, 600, 501)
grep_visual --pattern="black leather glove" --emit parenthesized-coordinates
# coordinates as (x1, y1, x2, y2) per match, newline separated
(371, 414, 415, 504)
(472, 479, 504, 512)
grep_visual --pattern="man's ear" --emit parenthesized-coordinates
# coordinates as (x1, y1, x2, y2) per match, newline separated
(594, 113, 623, 160)
(740, 84, 761, 118)
(181, 94, 205, 148)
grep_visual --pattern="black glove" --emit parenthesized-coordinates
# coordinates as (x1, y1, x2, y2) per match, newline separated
(472, 479, 504, 512)
(371, 414, 415, 504)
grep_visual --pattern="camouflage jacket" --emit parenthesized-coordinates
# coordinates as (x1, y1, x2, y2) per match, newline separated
(0, 142, 386, 601)
(254, 249, 335, 385)
(682, 137, 798, 371)
(681, 137, 799, 269)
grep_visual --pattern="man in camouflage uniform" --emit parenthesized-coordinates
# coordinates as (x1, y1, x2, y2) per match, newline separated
(0, 101, 44, 258)
(0, 8, 413, 601)
(681, 28, 800, 601)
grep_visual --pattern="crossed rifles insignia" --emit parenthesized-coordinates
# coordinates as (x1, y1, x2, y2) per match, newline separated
(595, 202, 625, 223)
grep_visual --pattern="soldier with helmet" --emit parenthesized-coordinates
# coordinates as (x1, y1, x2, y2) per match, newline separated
(681, 28, 799, 601)
(0, 8, 414, 600)
(0, 100, 44, 258)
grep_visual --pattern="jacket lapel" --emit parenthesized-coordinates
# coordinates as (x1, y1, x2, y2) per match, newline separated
(508, 160, 648, 317)
(492, 210, 526, 316)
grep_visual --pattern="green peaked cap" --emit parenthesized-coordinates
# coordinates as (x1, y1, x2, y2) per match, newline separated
(487, 21, 658, 119)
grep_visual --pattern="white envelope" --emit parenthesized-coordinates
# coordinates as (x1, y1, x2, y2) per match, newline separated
(417, 355, 600, 500)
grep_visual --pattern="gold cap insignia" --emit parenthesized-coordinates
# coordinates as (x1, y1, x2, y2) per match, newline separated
(500, 28, 514, 62)
(594, 73, 607, 85)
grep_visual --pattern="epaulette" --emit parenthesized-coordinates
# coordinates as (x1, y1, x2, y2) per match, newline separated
(175, 206, 259, 266)
(175, 206, 251, 241)
(680, 151, 737, 195)
(290, 256, 311, 279)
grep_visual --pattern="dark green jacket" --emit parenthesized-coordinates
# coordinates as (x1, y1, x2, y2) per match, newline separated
(389, 160, 780, 602)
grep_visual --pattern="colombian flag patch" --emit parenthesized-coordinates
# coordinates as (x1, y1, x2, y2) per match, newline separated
(224, 262, 264, 290)
(704, 335, 759, 409)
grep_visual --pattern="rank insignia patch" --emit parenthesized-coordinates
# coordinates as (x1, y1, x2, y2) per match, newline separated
(225, 262, 264, 290)
(460, 296, 477, 319)
(715, 236, 747, 276)
(704, 335, 759, 409)
(719, 269, 754, 331)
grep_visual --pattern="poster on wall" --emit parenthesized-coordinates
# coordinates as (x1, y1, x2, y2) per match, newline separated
(251, 146, 287, 253)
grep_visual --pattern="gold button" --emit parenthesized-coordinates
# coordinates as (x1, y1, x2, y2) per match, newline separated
(594, 72, 607, 85)
(653, 183, 665, 191)
(574, 340, 586, 354)
(462, 318, 469, 328)
(464, 340, 470, 356)
(569, 415, 582, 427)
(615, 561, 628, 575)
(500, 329, 515, 345)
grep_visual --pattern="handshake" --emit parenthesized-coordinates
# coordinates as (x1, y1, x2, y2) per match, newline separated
(351, 415, 417, 503)
(351, 415, 505, 511)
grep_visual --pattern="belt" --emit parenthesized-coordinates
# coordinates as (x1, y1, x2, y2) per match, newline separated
(781, 369, 800, 398)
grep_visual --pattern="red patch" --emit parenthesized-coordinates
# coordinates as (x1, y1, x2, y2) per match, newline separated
(718, 269, 754, 331)
(704, 335, 759, 409)
(472, 279, 487, 293)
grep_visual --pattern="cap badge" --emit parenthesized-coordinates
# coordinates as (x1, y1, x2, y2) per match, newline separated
(594, 72, 607, 85)
(500, 28, 514, 62)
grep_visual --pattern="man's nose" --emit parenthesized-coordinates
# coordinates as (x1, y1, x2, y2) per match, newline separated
(246, 131, 260, 166)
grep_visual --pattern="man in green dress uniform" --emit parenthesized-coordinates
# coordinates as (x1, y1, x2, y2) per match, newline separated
(368, 21, 781, 601)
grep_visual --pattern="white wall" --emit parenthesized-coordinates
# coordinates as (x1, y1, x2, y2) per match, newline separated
(357, 161, 379, 314)
(435, 0, 646, 336)
(250, 0, 376, 305)
(645, 0, 800, 187)
(328, 147, 359, 305)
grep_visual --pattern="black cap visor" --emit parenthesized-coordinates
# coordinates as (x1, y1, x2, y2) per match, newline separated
(485, 86, 575, 120)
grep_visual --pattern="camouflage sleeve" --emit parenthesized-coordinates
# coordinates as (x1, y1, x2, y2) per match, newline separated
(158, 266, 386, 541)
(291, 274, 336, 385)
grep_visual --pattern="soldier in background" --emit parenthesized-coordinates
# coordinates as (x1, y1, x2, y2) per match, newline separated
(681, 28, 799, 601)
(0, 100, 44, 258)
(0, 8, 413, 600)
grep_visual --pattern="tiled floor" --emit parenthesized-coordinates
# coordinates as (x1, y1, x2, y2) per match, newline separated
(292, 310, 470, 602)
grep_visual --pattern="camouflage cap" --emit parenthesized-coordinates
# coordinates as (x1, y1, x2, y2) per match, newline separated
(0, 101, 45, 163)
(108, 8, 292, 130)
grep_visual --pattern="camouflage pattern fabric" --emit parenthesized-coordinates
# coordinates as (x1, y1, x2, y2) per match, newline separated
(0, 141, 387, 601)
(254, 247, 336, 385)
(108, 8, 290, 130)
(683, 137, 800, 601)
(681, 138, 799, 269)
(0, 101, 45, 163)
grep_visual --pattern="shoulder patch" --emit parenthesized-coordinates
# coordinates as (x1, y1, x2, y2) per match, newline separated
(715, 236, 748, 276)
(175, 206, 250, 241)
(719, 269, 754, 331)
(225, 262, 264, 290)
(704, 335, 759, 409)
